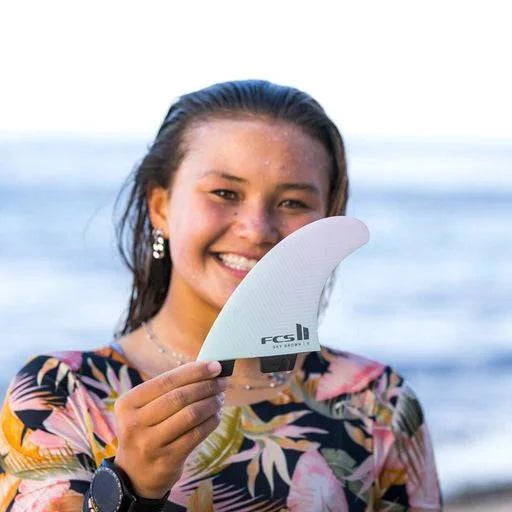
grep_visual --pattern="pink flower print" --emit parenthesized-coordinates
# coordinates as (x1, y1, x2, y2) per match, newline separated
(50, 351, 83, 371)
(403, 425, 441, 509)
(13, 478, 83, 512)
(287, 450, 348, 512)
(316, 351, 385, 401)
(41, 385, 116, 462)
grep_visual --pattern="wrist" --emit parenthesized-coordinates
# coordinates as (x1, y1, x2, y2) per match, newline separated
(89, 457, 169, 512)
(113, 456, 172, 500)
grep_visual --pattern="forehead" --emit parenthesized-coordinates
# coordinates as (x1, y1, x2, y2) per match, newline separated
(180, 117, 332, 181)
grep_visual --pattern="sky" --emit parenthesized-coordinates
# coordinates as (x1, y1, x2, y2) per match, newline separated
(1, 0, 511, 141)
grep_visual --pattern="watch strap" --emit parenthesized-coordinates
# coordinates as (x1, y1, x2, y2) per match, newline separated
(105, 459, 170, 512)
(91, 457, 170, 512)
(129, 494, 171, 512)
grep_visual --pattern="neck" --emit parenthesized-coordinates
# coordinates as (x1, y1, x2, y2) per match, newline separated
(151, 273, 220, 359)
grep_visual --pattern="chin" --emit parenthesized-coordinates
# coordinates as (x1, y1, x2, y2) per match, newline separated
(193, 284, 230, 313)
(210, 292, 233, 312)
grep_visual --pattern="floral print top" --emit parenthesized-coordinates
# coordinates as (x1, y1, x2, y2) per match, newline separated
(0, 346, 441, 511)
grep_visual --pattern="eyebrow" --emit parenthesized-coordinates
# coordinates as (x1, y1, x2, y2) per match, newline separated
(199, 170, 321, 195)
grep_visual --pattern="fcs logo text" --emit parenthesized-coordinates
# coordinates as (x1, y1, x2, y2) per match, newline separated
(261, 324, 310, 344)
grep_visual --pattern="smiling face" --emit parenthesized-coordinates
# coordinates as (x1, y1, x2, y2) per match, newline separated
(150, 117, 332, 314)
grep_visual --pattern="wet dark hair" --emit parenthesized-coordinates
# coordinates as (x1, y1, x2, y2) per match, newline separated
(114, 79, 349, 337)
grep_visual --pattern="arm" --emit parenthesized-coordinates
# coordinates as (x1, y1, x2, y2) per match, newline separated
(375, 384, 443, 511)
(0, 354, 107, 511)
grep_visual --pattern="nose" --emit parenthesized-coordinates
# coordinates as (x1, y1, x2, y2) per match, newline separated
(232, 202, 281, 246)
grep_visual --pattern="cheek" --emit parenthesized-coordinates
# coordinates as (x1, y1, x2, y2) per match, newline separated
(279, 212, 325, 236)
(168, 198, 229, 261)
(186, 199, 230, 241)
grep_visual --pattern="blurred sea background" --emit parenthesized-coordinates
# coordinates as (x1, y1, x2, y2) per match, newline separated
(1, 136, 510, 504)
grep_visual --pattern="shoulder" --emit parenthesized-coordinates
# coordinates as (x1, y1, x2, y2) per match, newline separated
(18, 345, 129, 374)
(0, 346, 139, 472)
(304, 347, 424, 426)
(306, 346, 396, 399)
(9, 345, 138, 390)
(13, 346, 137, 382)
(1, 345, 140, 434)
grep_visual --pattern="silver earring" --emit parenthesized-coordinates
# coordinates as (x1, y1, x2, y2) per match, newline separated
(152, 229, 166, 260)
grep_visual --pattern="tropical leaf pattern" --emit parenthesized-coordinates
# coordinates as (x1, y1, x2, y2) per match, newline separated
(0, 347, 442, 511)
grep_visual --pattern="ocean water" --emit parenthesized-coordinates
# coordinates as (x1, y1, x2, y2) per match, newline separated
(1, 137, 511, 499)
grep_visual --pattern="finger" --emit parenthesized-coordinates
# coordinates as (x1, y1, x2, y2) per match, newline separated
(140, 378, 227, 426)
(152, 394, 224, 446)
(162, 411, 222, 460)
(127, 361, 222, 408)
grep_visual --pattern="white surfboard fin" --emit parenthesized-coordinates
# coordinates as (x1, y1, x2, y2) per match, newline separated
(196, 216, 369, 376)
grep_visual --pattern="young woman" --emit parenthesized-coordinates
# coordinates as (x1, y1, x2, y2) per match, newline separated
(0, 80, 442, 511)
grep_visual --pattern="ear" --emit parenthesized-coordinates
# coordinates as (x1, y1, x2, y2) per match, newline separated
(147, 185, 170, 237)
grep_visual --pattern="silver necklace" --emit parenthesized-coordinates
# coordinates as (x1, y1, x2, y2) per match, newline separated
(141, 320, 293, 390)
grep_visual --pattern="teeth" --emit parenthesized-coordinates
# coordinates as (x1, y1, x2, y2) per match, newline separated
(217, 253, 258, 271)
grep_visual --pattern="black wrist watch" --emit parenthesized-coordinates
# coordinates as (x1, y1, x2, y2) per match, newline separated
(88, 457, 170, 512)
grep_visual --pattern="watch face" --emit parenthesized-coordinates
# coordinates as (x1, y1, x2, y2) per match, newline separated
(91, 466, 123, 512)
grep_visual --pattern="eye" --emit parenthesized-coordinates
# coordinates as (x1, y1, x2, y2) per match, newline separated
(280, 199, 309, 209)
(211, 189, 238, 201)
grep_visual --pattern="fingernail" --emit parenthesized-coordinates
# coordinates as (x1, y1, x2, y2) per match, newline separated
(217, 392, 225, 404)
(207, 361, 222, 375)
